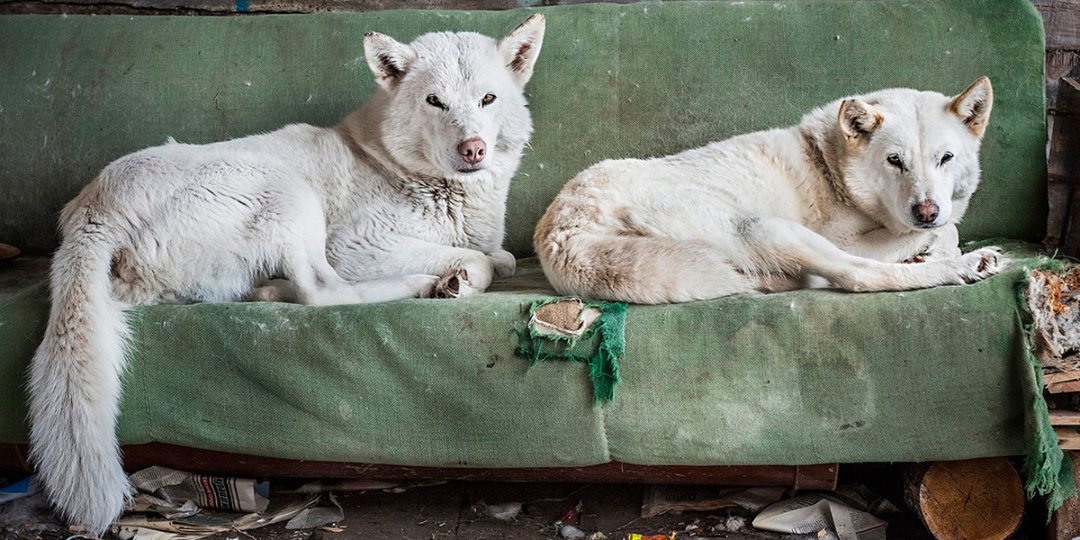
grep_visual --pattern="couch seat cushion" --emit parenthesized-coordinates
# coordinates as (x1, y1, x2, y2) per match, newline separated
(0, 243, 1049, 468)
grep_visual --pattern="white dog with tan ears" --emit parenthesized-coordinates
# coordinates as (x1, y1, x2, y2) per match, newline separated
(536, 78, 1006, 304)
(29, 15, 545, 535)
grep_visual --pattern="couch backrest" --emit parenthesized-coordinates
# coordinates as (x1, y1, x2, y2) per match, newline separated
(0, 0, 1047, 257)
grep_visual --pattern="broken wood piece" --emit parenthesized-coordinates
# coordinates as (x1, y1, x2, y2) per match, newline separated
(1056, 427, 1080, 450)
(1050, 410, 1080, 426)
(1045, 371, 1080, 385)
(0, 443, 840, 490)
(903, 458, 1023, 540)
(0, 243, 19, 260)
(1048, 380, 1080, 394)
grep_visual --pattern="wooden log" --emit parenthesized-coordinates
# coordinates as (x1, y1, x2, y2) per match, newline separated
(1048, 452, 1080, 540)
(903, 458, 1024, 540)
(0, 443, 839, 490)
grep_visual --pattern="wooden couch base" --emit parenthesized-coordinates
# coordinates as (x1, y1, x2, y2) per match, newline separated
(0, 443, 838, 490)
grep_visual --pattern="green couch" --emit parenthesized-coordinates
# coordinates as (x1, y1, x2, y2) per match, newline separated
(0, 0, 1071, 503)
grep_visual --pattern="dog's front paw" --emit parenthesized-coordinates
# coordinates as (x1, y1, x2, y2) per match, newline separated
(955, 246, 1009, 284)
(433, 265, 481, 299)
(404, 274, 441, 298)
(489, 250, 517, 279)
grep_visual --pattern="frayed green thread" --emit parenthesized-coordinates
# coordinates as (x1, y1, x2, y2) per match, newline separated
(516, 299, 626, 403)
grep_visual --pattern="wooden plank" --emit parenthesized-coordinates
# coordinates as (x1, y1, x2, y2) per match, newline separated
(1048, 50, 1080, 112)
(0, 443, 840, 490)
(1033, 0, 1080, 50)
(1050, 410, 1080, 425)
(1052, 77, 1080, 258)
(1048, 380, 1080, 394)
(1044, 371, 1080, 385)
(1056, 427, 1080, 450)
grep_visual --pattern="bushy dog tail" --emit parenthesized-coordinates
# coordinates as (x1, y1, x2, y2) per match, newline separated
(536, 225, 757, 304)
(28, 213, 132, 536)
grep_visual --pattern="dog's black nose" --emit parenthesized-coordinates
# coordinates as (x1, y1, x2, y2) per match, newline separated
(912, 200, 939, 224)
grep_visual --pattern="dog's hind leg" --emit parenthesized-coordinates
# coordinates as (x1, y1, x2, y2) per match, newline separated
(734, 217, 1007, 292)
(251, 199, 437, 305)
(538, 233, 758, 304)
(272, 245, 437, 305)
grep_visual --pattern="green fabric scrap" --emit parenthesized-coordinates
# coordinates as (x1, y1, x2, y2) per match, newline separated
(517, 299, 627, 402)
(1018, 260, 1079, 514)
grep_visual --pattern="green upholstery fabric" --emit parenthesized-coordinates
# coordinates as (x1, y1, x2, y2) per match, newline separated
(0, 247, 1050, 466)
(0, 0, 1047, 257)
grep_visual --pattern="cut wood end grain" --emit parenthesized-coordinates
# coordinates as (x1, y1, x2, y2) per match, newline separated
(904, 458, 1024, 540)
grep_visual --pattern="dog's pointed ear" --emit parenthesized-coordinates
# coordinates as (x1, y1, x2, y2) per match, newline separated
(364, 32, 417, 91)
(949, 76, 993, 137)
(838, 99, 884, 143)
(498, 14, 546, 87)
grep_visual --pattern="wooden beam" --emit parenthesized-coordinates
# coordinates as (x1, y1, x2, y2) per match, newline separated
(1050, 410, 1080, 425)
(1048, 380, 1080, 394)
(0, 443, 839, 490)
(1033, 0, 1080, 51)
(1049, 77, 1080, 258)
(1056, 427, 1080, 450)
(1045, 371, 1080, 385)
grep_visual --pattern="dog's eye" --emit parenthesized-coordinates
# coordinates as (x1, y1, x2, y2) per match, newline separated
(940, 152, 954, 166)
(886, 154, 904, 169)
(426, 95, 446, 110)
(481, 93, 497, 107)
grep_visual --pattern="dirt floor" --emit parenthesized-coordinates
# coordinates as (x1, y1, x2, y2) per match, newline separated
(0, 468, 1051, 540)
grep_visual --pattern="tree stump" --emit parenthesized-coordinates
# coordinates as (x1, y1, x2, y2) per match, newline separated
(903, 458, 1024, 540)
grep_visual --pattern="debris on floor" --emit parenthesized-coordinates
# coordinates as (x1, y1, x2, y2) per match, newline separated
(0, 473, 1049, 539)
(484, 501, 523, 522)
(117, 467, 348, 540)
(641, 486, 785, 518)
(0, 476, 33, 504)
(752, 485, 899, 540)
(0, 475, 66, 536)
